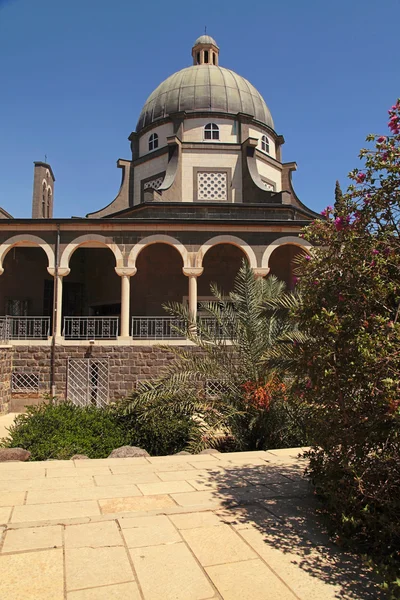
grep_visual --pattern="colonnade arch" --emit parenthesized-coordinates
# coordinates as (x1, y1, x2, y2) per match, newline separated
(0, 232, 313, 339)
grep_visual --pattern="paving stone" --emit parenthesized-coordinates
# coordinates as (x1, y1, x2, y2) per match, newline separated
(26, 484, 142, 505)
(170, 490, 225, 509)
(67, 582, 141, 600)
(137, 480, 196, 495)
(66, 546, 134, 591)
(206, 558, 298, 599)
(0, 548, 64, 599)
(157, 469, 210, 482)
(170, 511, 223, 530)
(65, 521, 123, 549)
(0, 468, 46, 480)
(94, 472, 160, 486)
(239, 527, 342, 599)
(147, 454, 217, 464)
(12, 500, 101, 524)
(1, 475, 95, 492)
(130, 542, 215, 600)
(46, 467, 111, 478)
(99, 494, 176, 514)
(2, 525, 63, 553)
(181, 524, 257, 566)
(0, 506, 12, 523)
(186, 474, 247, 491)
(120, 514, 182, 547)
(0, 491, 25, 507)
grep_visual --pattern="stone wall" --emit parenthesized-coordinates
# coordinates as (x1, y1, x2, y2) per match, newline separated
(0, 347, 12, 413)
(11, 345, 186, 402)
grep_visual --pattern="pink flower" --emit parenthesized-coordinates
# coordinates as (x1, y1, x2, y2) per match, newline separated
(313, 280, 319, 286)
(377, 136, 386, 143)
(338, 294, 345, 302)
(334, 215, 350, 231)
(306, 379, 312, 389)
(292, 276, 299, 285)
(356, 173, 366, 183)
(370, 260, 376, 267)
(305, 255, 312, 261)
(372, 249, 379, 255)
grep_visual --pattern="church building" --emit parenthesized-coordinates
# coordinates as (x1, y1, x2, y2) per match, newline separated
(0, 36, 318, 412)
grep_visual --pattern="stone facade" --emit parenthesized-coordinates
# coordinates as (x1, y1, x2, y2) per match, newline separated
(0, 348, 12, 414)
(10, 345, 187, 402)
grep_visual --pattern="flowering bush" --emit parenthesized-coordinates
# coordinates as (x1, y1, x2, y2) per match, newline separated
(291, 100, 400, 593)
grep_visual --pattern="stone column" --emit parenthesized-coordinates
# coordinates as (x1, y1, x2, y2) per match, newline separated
(252, 268, 270, 279)
(115, 267, 137, 339)
(182, 268, 203, 330)
(48, 267, 70, 339)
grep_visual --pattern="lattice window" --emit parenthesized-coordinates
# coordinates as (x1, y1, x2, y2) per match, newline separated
(12, 372, 39, 393)
(143, 176, 164, 191)
(67, 359, 109, 408)
(6, 299, 28, 316)
(197, 172, 227, 201)
(205, 379, 231, 398)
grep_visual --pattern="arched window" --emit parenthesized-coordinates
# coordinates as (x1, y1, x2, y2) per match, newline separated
(47, 188, 52, 218)
(204, 123, 219, 140)
(149, 133, 159, 151)
(42, 182, 46, 218)
(261, 135, 270, 154)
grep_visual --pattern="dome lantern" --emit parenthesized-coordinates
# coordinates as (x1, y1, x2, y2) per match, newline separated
(192, 34, 219, 66)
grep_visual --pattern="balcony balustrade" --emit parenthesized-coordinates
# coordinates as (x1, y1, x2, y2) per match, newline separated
(0, 316, 50, 340)
(131, 316, 186, 340)
(63, 317, 119, 340)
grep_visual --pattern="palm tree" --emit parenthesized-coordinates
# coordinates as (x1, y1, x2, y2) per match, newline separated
(123, 260, 305, 452)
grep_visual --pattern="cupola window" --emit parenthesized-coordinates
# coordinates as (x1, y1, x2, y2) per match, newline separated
(204, 123, 219, 140)
(261, 135, 270, 154)
(149, 133, 159, 151)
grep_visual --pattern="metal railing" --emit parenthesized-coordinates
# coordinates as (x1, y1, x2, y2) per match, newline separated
(0, 316, 51, 340)
(63, 317, 119, 340)
(131, 317, 186, 340)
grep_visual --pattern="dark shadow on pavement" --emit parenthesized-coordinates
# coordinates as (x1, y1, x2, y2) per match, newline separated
(202, 456, 385, 599)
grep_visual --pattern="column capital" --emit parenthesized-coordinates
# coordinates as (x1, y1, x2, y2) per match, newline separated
(115, 267, 137, 277)
(47, 267, 70, 277)
(252, 267, 270, 279)
(182, 267, 204, 277)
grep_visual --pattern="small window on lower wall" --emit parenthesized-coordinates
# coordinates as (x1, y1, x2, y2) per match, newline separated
(261, 179, 275, 192)
(196, 171, 228, 201)
(12, 372, 39, 393)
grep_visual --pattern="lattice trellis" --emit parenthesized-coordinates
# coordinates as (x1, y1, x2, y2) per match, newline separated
(197, 172, 227, 201)
(12, 372, 39, 393)
(67, 359, 109, 408)
(205, 379, 231, 398)
(143, 176, 164, 191)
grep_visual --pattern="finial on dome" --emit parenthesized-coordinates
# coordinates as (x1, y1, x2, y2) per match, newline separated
(192, 34, 219, 66)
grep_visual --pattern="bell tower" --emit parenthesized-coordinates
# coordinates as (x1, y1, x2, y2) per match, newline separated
(192, 35, 219, 66)
(32, 161, 55, 219)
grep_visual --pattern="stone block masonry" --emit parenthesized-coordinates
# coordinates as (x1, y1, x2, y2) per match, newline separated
(0, 347, 12, 414)
(9, 345, 192, 403)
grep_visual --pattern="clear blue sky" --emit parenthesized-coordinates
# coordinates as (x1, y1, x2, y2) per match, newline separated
(0, 0, 399, 218)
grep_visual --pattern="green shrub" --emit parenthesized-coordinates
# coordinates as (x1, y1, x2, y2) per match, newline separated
(116, 404, 193, 456)
(0, 402, 127, 460)
(285, 100, 400, 595)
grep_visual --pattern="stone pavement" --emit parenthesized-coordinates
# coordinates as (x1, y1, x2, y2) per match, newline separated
(0, 449, 383, 599)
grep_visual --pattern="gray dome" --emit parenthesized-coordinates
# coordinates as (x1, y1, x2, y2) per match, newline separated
(136, 65, 274, 132)
(193, 35, 219, 47)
